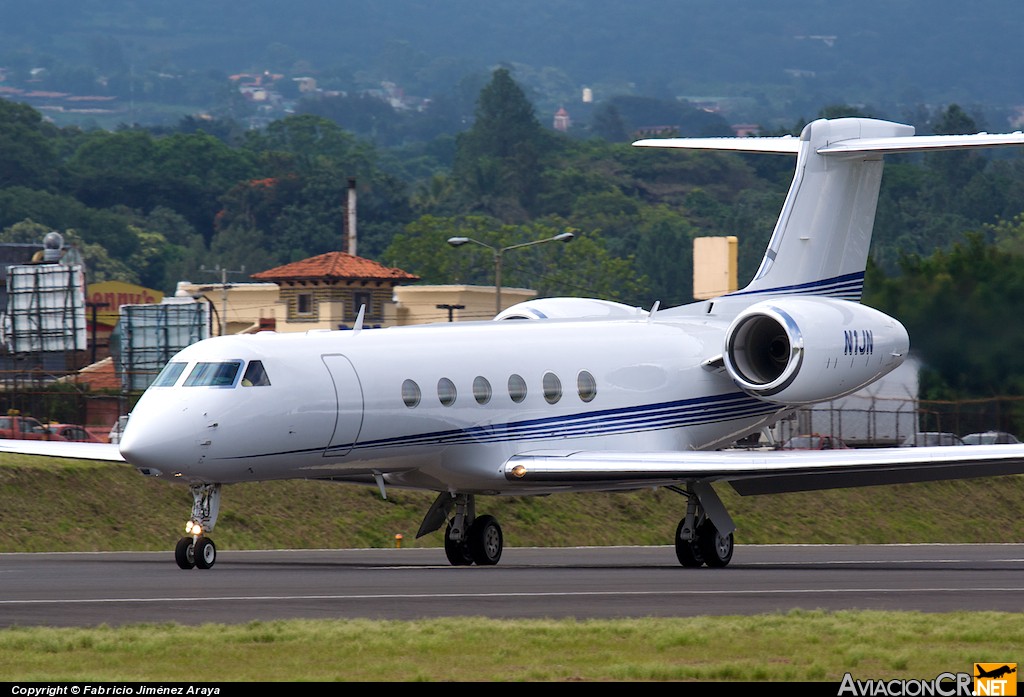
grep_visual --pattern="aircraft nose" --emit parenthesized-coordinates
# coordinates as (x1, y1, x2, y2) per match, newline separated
(118, 397, 202, 474)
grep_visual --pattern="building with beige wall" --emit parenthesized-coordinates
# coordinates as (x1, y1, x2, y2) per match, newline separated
(392, 285, 536, 324)
(175, 250, 538, 332)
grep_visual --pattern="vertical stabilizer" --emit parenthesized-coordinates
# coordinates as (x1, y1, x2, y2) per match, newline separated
(734, 118, 911, 300)
(634, 118, 1024, 305)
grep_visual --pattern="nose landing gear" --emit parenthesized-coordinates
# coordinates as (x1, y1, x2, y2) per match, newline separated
(175, 534, 217, 570)
(175, 483, 221, 570)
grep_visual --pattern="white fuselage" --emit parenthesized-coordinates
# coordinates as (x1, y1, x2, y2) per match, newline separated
(118, 314, 784, 493)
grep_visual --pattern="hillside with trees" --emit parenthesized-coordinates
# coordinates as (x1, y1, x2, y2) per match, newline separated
(2, 66, 1024, 408)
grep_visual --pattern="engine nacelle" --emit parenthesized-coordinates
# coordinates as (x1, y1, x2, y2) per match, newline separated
(722, 297, 909, 405)
(495, 298, 648, 321)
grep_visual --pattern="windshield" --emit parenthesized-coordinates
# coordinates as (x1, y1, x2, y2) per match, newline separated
(152, 362, 188, 387)
(183, 361, 243, 387)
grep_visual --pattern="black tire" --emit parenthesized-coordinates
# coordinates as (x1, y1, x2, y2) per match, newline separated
(444, 522, 474, 566)
(674, 519, 704, 568)
(468, 515, 503, 566)
(194, 537, 217, 570)
(697, 522, 734, 568)
(175, 536, 196, 570)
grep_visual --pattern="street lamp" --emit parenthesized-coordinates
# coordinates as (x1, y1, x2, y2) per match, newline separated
(447, 231, 574, 315)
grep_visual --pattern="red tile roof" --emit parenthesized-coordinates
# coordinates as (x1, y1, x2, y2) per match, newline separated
(252, 252, 420, 283)
(60, 357, 121, 390)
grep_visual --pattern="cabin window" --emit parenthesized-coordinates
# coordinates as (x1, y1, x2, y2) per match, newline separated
(543, 372, 562, 404)
(473, 376, 492, 405)
(577, 371, 597, 403)
(508, 374, 527, 403)
(153, 362, 187, 387)
(437, 378, 457, 406)
(183, 361, 242, 387)
(401, 379, 421, 408)
(241, 360, 271, 386)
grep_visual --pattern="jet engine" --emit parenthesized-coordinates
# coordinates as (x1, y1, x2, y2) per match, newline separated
(722, 297, 909, 405)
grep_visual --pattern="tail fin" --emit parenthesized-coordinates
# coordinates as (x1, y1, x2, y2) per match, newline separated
(635, 118, 1024, 302)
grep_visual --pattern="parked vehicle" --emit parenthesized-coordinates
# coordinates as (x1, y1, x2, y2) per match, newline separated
(962, 431, 1020, 445)
(780, 434, 850, 450)
(109, 415, 129, 444)
(47, 424, 105, 443)
(0, 415, 57, 440)
(900, 432, 965, 447)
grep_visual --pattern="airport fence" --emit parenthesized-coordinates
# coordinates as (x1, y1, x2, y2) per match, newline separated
(775, 395, 1024, 447)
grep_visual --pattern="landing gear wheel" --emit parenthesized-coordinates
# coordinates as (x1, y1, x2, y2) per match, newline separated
(175, 536, 196, 570)
(444, 522, 474, 566)
(468, 515, 503, 566)
(674, 519, 704, 568)
(194, 537, 217, 570)
(697, 522, 733, 568)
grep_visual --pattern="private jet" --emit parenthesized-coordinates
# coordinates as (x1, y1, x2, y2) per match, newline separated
(7, 117, 1024, 570)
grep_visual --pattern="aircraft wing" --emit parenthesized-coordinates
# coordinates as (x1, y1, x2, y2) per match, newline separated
(0, 439, 124, 462)
(504, 445, 1024, 495)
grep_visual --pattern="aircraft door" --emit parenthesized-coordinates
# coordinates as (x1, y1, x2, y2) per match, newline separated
(321, 354, 364, 457)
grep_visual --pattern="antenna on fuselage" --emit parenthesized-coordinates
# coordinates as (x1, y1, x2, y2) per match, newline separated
(352, 304, 366, 333)
(648, 301, 661, 322)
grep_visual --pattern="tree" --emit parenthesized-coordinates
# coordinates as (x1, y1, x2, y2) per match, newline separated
(0, 100, 60, 189)
(383, 215, 645, 305)
(865, 234, 1024, 399)
(451, 68, 555, 219)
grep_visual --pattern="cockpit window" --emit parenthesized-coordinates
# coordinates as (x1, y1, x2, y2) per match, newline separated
(241, 360, 271, 386)
(183, 361, 242, 387)
(152, 362, 187, 387)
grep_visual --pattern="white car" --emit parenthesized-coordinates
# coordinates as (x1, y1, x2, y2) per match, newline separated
(108, 415, 129, 444)
(962, 431, 1020, 445)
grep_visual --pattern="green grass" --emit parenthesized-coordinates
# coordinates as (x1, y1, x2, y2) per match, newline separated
(0, 611, 1018, 682)
(1, 456, 1022, 552)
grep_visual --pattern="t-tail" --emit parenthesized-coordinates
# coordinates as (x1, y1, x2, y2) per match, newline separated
(635, 117, 1024, 303)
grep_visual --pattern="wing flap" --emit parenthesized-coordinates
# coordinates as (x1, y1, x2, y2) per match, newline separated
(504, 445, 1024, 494)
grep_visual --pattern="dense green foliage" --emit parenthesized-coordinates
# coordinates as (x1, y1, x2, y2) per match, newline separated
(2, 67, 1024, 401)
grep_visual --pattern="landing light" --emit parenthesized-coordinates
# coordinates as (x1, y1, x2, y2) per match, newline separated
(511, 464, 528, 478)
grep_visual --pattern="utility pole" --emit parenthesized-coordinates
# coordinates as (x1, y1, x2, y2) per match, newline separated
(201, 265, 246, 336)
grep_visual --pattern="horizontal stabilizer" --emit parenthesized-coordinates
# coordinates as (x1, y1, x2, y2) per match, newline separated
(633, 135, 802, 154)
(634, 130, 1024, 156)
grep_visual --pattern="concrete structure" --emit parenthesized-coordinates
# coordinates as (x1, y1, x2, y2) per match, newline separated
(693, 236, 738, 300)
(175, 281, 281, 335)
(392, 285, 536, 324)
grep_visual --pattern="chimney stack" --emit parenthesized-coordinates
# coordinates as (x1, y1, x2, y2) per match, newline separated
(346, 177, 357, 256)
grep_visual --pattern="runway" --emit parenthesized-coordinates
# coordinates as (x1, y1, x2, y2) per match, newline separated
(1, 544, 1022, 627)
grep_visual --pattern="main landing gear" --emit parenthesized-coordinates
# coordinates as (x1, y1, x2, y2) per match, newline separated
(419, 492, 504, 566)
(670, 482, 735, 568)
(175, 482, 222, 570)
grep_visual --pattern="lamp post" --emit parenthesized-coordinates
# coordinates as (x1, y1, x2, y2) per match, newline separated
(447, 231, 574, 315)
